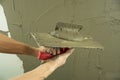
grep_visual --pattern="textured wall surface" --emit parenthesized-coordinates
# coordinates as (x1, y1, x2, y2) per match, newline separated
(1, 0, 120, 80)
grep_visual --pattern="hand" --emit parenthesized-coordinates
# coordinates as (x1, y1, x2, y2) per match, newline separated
(37, 46, 72, 60)
(38, 46, 61, 55)
(39, 46, 74, 62)
(47, 48, 75, 67)
(36, 46, 62, 60)
(10, 48, 74, 80)
(41, 49, 75, 68)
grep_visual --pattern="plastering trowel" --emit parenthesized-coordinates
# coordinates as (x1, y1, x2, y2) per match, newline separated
(31, 22, 104, 60)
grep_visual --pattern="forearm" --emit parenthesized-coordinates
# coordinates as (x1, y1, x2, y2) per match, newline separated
(11, 61, 58, 80)
(0, 33, 38, 56)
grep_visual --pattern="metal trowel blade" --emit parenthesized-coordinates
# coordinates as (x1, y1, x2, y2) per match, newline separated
(31, 33, 104, 50)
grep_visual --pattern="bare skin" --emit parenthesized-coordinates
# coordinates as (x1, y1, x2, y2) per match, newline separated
(11, 49, 74, 80)
(0, 33, 60, 56)
(0, 33, 75, 80)
(0, 33, 39, 56)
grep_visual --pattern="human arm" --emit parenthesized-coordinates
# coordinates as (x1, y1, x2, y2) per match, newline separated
(0, 33, 75, 80)
(11, 49, 75, 80)
(0, 33, 61, 57)
(0, 33, 39, 56)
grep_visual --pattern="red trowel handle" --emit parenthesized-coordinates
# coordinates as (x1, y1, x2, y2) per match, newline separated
(37, 48, 69, 60)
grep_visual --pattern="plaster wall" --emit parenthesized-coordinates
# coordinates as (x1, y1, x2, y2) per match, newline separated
(1, 0, 120, 80)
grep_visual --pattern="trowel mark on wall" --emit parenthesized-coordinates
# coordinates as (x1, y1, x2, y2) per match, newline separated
(87, 49, 91, 71)
(86, 49, 104, 80)
(109, 17, 120, 35)
(12, 0, 15, 11)
(94, 16, 120, 36)
(12, 0, 24, 32)
(96, 49, 104, 80)
(29, 1, 62, 32)
(63, 0, 77, 23)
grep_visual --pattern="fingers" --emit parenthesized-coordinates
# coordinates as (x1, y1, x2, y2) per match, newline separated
(41, 48, 75, 67)
(43, 47, 61, 55)
(54, 48, 60, 55)
(39, 46, 74, 56)
(39, 46, 75, 61)
(39, 46, 46, 51)
(44, 48, 54, 55)
(59, 48, 75, 58)
(52, 48, 75, 67)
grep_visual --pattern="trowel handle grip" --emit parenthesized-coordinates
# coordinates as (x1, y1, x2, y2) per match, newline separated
(37, 48, 69, 60)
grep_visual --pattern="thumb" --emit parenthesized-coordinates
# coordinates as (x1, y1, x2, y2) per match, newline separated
(39, 46, 46, 51)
